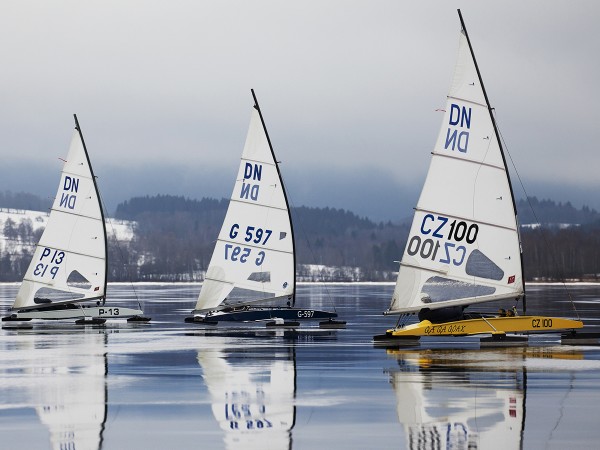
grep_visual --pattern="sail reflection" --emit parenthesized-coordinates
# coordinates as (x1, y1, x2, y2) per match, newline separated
(9, 330, 108, 450)
(197, 337, 296, 449)
(386, 348, 528, 450)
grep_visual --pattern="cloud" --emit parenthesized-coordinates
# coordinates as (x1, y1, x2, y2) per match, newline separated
(0, 1, 598, 220)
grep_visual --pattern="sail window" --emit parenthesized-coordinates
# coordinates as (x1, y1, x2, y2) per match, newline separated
(248, 271, 271, 283)
(421, 276, 496, 302)
(465, 249, 504, 281)
(66, 270, 93, 289)
(34, 287, 84, 303)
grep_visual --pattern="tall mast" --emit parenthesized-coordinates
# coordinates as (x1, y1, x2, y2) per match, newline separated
(73, 114, 108, 299)
(250, 90, 297, 306)
(457, 10, 526, 311)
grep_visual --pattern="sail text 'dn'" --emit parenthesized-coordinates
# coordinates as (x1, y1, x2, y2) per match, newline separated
(444, 103, 471, 153)
(240, 163, 262, 201)
(33, 247, 65, 280)
(244, 162, 262, 181)
(59, 175, 79, 209)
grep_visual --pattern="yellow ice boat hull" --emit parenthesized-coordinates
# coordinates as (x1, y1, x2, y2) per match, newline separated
(387, 316, 583, 338)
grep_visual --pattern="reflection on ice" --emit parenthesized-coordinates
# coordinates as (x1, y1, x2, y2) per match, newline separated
(387, 348, 527, 450)
(386, 346, 595, 450)
(198, 338, 296, 449)
(1, 330, 107, 450)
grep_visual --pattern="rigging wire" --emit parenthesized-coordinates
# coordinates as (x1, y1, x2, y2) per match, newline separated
(493, 110, 580, 320)
(283, 183, 337, 313)
(96, 177, 143, 311)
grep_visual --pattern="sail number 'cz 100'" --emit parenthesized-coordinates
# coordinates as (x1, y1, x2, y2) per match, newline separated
(33, 247, 65, 279)
(532, 318, 553, 328)
(420, 214, 478, 244)
(406, 214, 479, 267)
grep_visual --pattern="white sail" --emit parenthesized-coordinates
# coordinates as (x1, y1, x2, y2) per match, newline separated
(197, 342, 295, 449)
(13, 125, 106, 310)
(194, 105, 294, 313)
(34, 333, 107, 450)
(0, 331, 108, 450)
(388, 27, 524, 314)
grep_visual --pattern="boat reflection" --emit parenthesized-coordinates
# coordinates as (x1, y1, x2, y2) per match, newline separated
(197, 336, 296, 449)
(5, 329, 108, 450)
(387, 348, 528, 450)
(386, 346, 587, 449)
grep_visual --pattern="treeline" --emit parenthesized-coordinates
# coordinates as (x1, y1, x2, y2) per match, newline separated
(2, 192, 600, 282)
(522, 226, 600, 280)
(0, 191, 51, 212)
(0, 217, 44, 281)
(516, 197, 600, 225)
(114, 195, 407, 281)
(114, 195, 228, 280)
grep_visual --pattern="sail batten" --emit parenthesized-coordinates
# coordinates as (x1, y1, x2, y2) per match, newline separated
(48, 207, 103, 221)
(446, 95, 487, 108)
(229, 197, 288, 212)
(431, 151, 505, 171)
(240, 156, 277, 167)
(388, 14, 524, 315)
(194, 95, 294, 313)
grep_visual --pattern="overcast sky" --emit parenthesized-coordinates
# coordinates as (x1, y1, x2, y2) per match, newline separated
(1, 1, 598, 221)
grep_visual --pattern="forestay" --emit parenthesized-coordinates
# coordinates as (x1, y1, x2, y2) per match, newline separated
(13, 125, 106, 310)
(194, 105, 294, 313)
(387, 28, 524, 315)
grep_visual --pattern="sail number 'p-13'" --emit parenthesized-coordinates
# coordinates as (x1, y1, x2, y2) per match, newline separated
(33, 247, 65, 280)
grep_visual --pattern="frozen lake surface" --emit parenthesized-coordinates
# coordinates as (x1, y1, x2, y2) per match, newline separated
(2, 283, 600, 449)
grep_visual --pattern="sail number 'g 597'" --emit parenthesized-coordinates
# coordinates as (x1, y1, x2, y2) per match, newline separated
(229, 224, 272, 245)
(33, 247, 64, 279)
(225, 401, 273, 431)
(406, 214, 478, 266)
(225, 223, 272, 266)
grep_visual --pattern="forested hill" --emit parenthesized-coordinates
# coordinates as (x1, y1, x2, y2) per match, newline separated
(113, 194, 406, 279)
(4, 190, 597, 228)
(96, 194, 600, 281)
(115, 195, 227, 219)
(3, 191, 600, 281)
(516, 197, 600, 225)
(0, 191, 52, 212)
